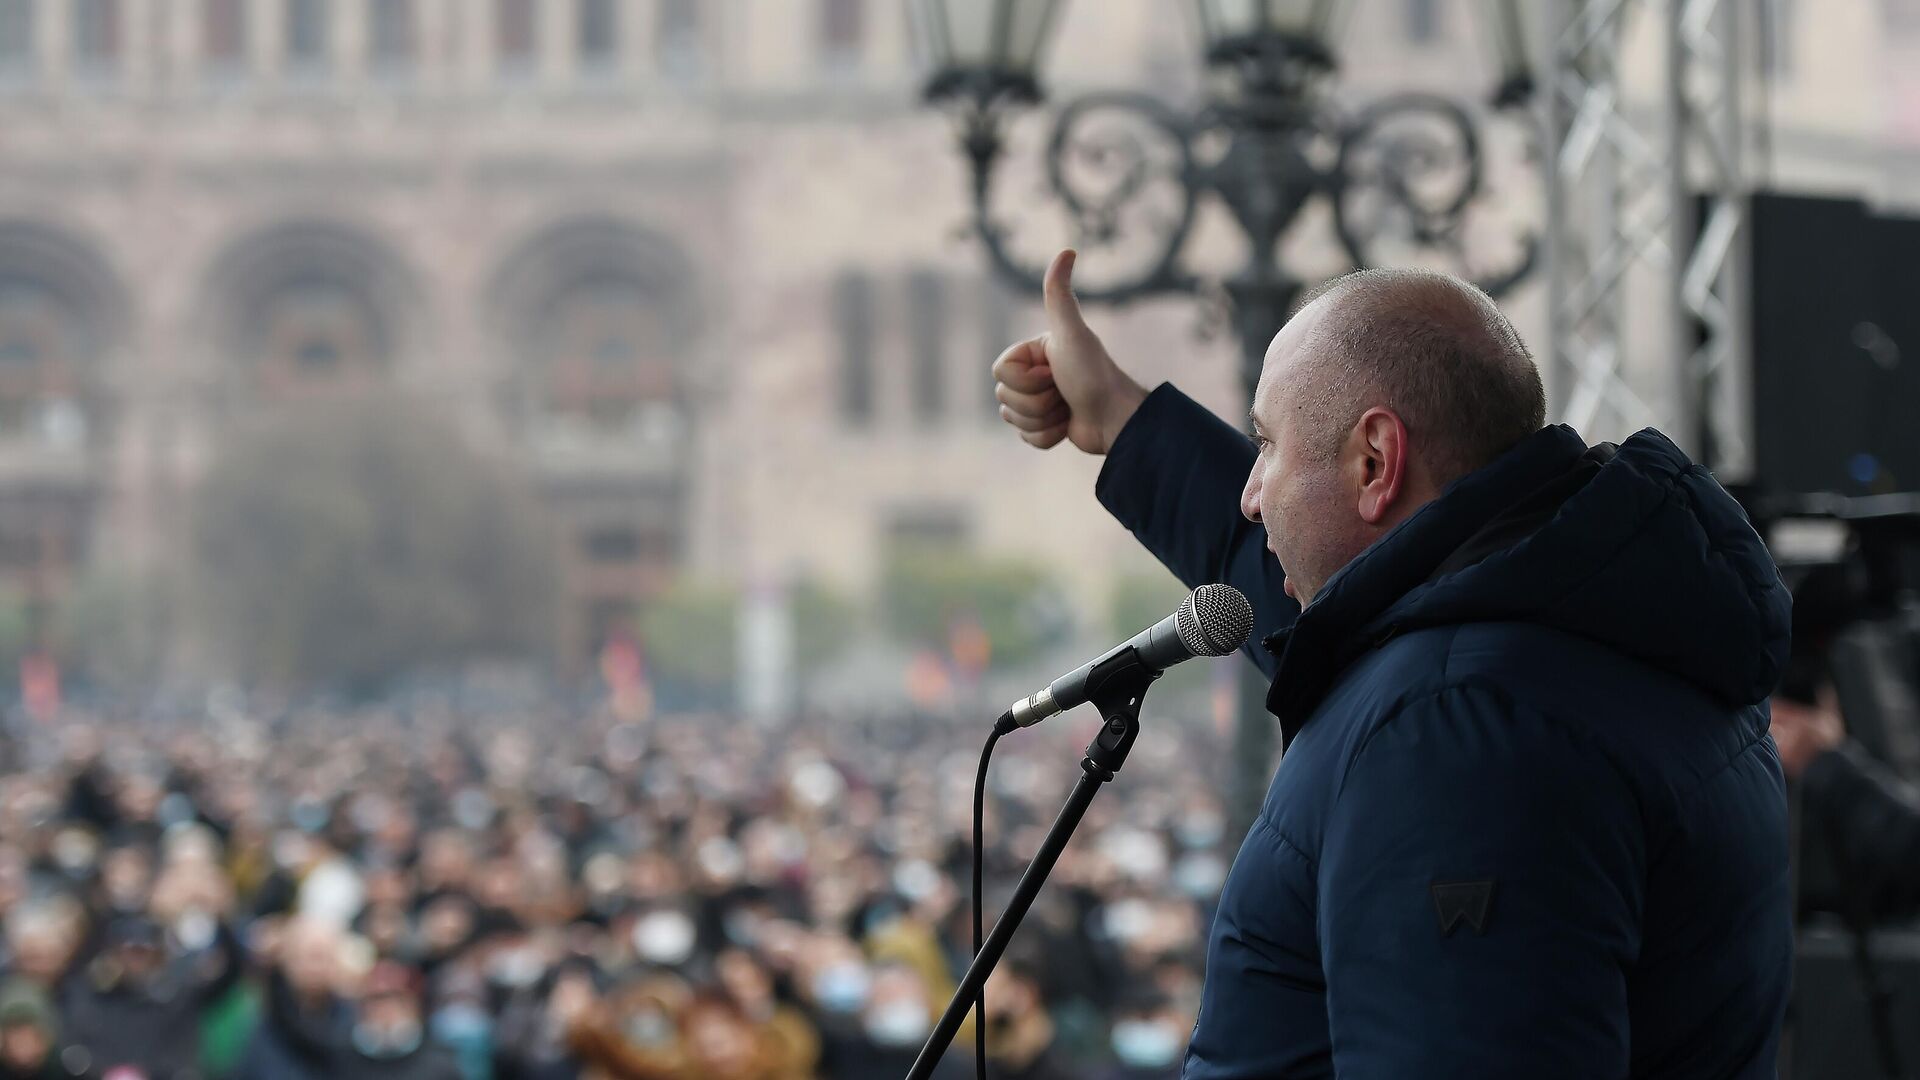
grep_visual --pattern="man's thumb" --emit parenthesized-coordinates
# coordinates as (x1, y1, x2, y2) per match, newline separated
(1042, 249, 1091, 337)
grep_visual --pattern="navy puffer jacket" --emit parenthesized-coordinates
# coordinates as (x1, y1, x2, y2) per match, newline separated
(1095, 385, 1793, 1079)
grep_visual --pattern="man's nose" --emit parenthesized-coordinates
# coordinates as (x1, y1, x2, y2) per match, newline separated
(1240, 470, 1262, 523)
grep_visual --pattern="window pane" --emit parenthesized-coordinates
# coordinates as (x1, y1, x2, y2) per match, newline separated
(584, 526, 643, 563)
(370, 0, 413, 69)
(287, 0, 327, 66)
(821, 0, 863, 64)
(834, 271, 874, 425)
(73, 0, 118, 66)
(907, 269, 946, 422)
(886, 506, 969, 550)
(0, 279, 90, 447)
(1403, 0, 1440, 43)
(497, 0, 534, 67)
(578, 0, 616, 68)
(295, 338, 341, 373)
(204, 0, 246, 66)
(0, 0, 34, 65)
(656, 0, 699, 77)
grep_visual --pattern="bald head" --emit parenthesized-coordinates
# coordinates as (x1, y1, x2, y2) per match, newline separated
(1288, 268, 1544, 485)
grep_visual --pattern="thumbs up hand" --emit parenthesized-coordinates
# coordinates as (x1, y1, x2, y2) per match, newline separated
(992, 250, 1149, 455)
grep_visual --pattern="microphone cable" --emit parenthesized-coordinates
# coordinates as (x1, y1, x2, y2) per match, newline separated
(974, 710, 1017, 1080)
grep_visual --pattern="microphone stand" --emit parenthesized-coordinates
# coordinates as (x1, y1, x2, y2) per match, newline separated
(907, 648, 1159, 1080)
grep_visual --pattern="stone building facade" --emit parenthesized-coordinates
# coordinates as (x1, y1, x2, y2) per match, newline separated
(0, 0, 1908, 673)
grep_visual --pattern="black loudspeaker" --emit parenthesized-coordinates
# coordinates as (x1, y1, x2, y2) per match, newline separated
(1750, 192, 1920, 500)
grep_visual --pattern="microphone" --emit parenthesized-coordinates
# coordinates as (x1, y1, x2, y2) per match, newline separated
(1005, 583, 1252, 727)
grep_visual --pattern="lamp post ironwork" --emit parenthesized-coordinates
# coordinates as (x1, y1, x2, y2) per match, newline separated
(913, 0, 1538, 832)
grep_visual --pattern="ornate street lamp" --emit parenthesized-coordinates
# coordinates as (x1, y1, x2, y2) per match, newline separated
(912, 0, 1537, 828)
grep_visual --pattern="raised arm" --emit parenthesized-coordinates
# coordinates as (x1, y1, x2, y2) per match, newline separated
(992, 250, 1297, 674)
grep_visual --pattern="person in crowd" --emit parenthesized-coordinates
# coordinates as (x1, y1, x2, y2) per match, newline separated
(493, 959, 597, 1080)
(57, 912, 238, 1080)
(1770, 685, 1920, 921)
(0, 979, 67, 1080)
(236, 916, 353, 1078)
(813, 958, 966, 1080)
(713, 948, 818, 1080)
(0, 700, 1232, 1080)
(5, 902, 83, 994)
(676, 992, 789, 1080)
(567, 971, 694, 1078)
(426, 965, 494, 1080)
(1096, 988, 1188, 1080)
(980, 956, 1077, 1080)
(343, 961, 464, 1080)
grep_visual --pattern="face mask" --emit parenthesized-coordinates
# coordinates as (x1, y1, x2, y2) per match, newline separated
(1172, 853, 1227, 900)
(622, 1009, 674, 1047)
(722, 910, 761, 948)
(859, 900, 903, 938)
(452, 789, 495, 832)
(696, 838, 743, 883)
(289, 800, 329, 835)
(789, 759, 843, 809)
(352, 1019, 424, 1060)
(1100, 898, 1154, 944)
(1176, 814, 1225, 850)
(174, 910, 216, 952)
(632, 911, 695, 967)
(489, 947, 546, 989)
(811, 963, 870, 1015)
(52, 831, 98, 875)
(158, 793, 196, 829)
(582, 854, 624, 897)
(432, 1002, 492, 1044)
(1111, 1020, 1183, 1069)
(863, 1001, 930, 1048)
(1103, 829, 1168, 883)
(892, 859, 941, 903)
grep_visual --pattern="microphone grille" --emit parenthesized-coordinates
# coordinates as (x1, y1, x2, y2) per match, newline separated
(1176, 584, 1253, 658)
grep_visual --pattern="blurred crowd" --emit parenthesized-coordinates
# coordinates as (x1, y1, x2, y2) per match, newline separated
(0, 699, 1228, 1079)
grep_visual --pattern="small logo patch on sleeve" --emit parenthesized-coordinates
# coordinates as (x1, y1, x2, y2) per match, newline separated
(1431, 879, 1496, 937)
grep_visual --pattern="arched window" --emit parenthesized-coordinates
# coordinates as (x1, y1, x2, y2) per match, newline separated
(251, 283, 383, 396)
(0, 279, 87, 446)
(540, 276, 676, 431)
(488, 221, 696, 441)
(0, 224, 120, 451)
(203, 222, 418, 402)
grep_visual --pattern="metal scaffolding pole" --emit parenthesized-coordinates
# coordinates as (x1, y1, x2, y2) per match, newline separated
(1545, 0, 1751, 470)
(1672, 0, 1754, 478)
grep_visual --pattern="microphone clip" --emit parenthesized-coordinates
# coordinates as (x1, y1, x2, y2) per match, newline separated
(1077, 647, 1160, 780)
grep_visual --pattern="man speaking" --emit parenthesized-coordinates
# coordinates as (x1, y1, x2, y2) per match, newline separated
(993, 251, 1793, 1078)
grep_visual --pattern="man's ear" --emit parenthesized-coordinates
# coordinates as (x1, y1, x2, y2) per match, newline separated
(1353, 407, 1409, 525)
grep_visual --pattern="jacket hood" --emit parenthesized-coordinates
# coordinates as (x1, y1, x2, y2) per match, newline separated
(1263, 424, 1791, 739)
